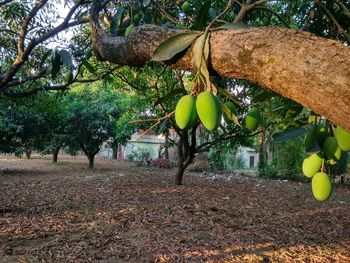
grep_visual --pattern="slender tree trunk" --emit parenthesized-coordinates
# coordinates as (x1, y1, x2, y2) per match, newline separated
(25, 147, 32, 159)
(88, 155, 95, 169)
(164, 133, 169, 160)
(258, 130, 266, 169)
(112, 142, 118, 159)
(52, 146, 60, 163)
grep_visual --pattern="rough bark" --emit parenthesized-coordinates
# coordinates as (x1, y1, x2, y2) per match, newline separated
(90, 9, 350, 131)
(25, 148, 32, 159)
(88, 155, 95, 169)
(52, 147, 60, 163)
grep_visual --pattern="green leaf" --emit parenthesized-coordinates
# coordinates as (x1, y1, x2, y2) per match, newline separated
(152, 32, 201, 62)
(273, 127, 306, 143)
(154, 88, 186, 107)
(40, 50, 52, 67)
(221, 102, 240, 126)
(217, 22, 249, 30)
(253, 90, 277, 103)
(192, 0, 211, 30)
(192, 33, 211, 90)
(143, 0, 151, 7)
(125, 24, 135, 37)
(51, 51, 62, 80)
(110, 7, 125, 34)
(59, 50, 73, 70)
(82, 59, 95, 74)
(217, 87, 242, 108)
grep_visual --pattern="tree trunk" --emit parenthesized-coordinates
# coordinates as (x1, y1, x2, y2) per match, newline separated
(112, 142, 118, 159)
(90, 9, 350, 131)
(88, 155, 95, 169)
(164, 133, 169, 160)
(52, 147, 60, 163)
(175, 166, 186, 186)
(25, 148, 32, 159)
(258, 131, 266, 168)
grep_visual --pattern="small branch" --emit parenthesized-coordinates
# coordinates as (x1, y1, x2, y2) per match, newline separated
(334, 0, 350, 18)
(130, 111, 175, 124)
(18, 0, 49, 55)
(0, 0, 12, 5)
(317, 0, 350, 41)
(253, 6, 291, 28)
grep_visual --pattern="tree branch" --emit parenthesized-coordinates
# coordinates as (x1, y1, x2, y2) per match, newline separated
(316, 0, 350, 41)
(0, 1, 89, 90)
(0, 0, 12, 6)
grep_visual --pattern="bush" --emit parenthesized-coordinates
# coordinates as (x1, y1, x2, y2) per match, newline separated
(126, 148, 152, 166)
(260, 137, 306, 181)
(233, 154, 246, 170)
(150, 158, 173, 169)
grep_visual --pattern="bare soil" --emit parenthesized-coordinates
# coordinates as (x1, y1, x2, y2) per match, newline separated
(0, 155, 349, 262)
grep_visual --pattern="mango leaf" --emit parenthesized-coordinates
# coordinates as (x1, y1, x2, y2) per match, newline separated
(192, 0, 211, 30)
(192, 33, 211, 90)
(143, 0, 151, 7)
(218, 22, 249, 30)
(40, 50, 52, 67)
(124, 24, 135, 37)
(51, 51, 62, 80)
(217, 87, 242, 107)
(59, 50, 73, 71)
(152, 32, 201, 62)
(110, 7, 125, 34)
(253, 90, 277, 103)
(221, 102, 240, 126)
(154, 88, 186, 107)
(273, 127, 306, 143)
(82, 59, 95, 74)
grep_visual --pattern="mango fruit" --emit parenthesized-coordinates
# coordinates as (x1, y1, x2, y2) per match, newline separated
(336, 126, 350, 151)
(175, 95, 197, 129)
(223, 101, 237, 124)
(312, 172, 332, 201)
(181, 1, 191, 14)
(302, 153, 323, 178)
(245, 107, 260, 131)
(196, 91, 222, 131)
(315, 125, 329, 145)
(322, 136, 341, 164)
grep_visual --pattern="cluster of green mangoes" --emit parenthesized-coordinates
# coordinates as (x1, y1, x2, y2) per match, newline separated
(174, 92, 261, 132)
(302, 125, 350, 201)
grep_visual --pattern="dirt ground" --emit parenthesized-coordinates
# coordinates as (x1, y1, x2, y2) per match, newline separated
(0, 155, 350, 263)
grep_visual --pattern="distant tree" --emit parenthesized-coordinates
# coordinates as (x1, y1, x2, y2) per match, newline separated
(64, 87, 126, 168)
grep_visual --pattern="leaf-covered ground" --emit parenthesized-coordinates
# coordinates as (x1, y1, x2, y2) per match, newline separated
(0, 156, 350, 262)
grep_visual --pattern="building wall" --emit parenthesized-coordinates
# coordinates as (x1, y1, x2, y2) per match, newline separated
(236, 147, 259, 168)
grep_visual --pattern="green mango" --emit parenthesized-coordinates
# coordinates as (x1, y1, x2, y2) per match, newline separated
(196, 91, 222, 131)
(312, 172, 332, 201)
(245, 107, 260, 131)
(336, 126, 350, 151)
(322, 137, 342, 164)
(223, 101, 237, 123)
(302, 153, 323, 178)
(315, 125, 329, 145)
(175, 95, 197, 129)
(181, 1, 191, 14)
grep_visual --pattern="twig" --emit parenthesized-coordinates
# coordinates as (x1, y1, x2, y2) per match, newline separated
(317, 0, 350, 41)
(129, 111, 175, 124)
